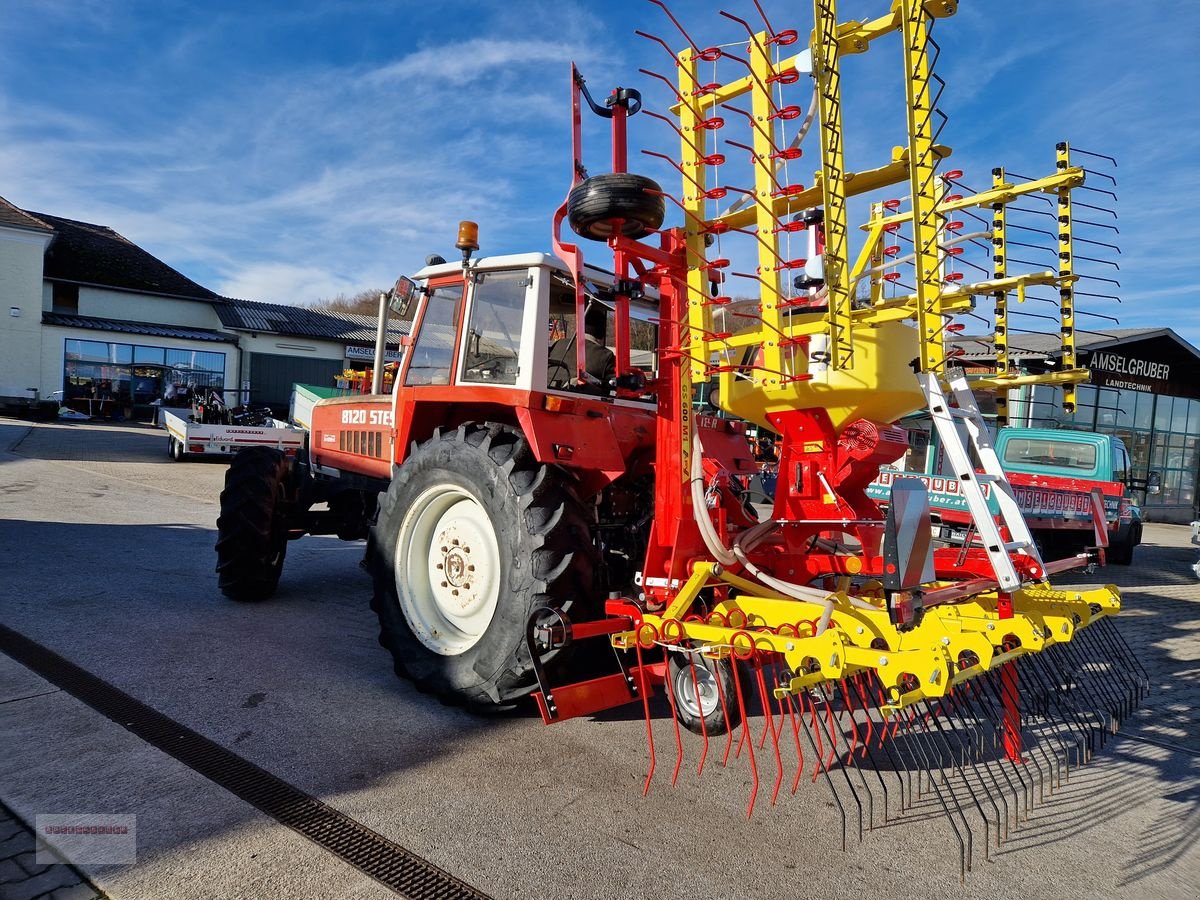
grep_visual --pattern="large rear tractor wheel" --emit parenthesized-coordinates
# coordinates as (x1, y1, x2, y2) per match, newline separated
(370, 423, 597, 708)
(567, 172, 665, 241)
(215, 447, 291, 601)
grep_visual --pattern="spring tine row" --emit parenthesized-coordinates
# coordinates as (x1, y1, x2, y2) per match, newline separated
(636, 618, 1146, 881)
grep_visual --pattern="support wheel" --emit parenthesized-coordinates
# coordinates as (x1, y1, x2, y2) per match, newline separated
(215, 447, 291, 601)
(667, 652, 741, 736)
(567, 173, 665, 241)
(369, 423, 597, 708)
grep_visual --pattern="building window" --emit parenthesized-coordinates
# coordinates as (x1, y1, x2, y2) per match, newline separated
(52, 283, 79, 314)
(63, 339, 225, 420)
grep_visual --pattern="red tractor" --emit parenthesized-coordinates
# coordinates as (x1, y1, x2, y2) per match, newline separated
(215, 77, 758, 709)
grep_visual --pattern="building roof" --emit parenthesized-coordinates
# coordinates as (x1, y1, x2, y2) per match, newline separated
(23, 209, 219, 301)
(215, 297, 408, 344)
(950, 328, 1186, 361)
(42, 312, 236, 344)
(0, 196, 53, 233)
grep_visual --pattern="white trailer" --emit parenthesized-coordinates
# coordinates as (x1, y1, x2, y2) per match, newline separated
(161, 408, 305, 462)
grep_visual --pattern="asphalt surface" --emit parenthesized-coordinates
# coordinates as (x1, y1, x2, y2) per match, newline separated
(1, 418, 1197, 899)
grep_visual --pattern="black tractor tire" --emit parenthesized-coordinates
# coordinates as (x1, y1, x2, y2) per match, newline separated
(667, 652, 741, 736)
(567, 172, 666, 241)
(369, 423, 597, 708)
(215, 447, 291, 601)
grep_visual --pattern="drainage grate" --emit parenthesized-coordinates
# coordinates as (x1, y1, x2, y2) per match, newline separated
(0, 624, 491, 900)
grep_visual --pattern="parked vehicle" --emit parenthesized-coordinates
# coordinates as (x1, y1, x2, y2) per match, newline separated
(869, 427, 1144, 564)
(161, 392, 305, 462)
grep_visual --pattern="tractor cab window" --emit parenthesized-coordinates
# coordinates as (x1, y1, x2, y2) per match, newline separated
(462, 271, 527, 385)
(405, 283, 461, 386)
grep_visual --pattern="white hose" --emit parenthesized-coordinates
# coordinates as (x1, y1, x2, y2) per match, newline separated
(690, 426, 737, 567)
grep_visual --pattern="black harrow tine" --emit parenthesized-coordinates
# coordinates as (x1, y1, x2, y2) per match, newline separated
(1062, 639, 1119, 744)
(797, 691, 848, 852)
(1077, 625, 1136, 722)
(1098, 618, 1150, 698)
(929, 698, 999, 859)
(1104, 617, 1151, 688)
(1092, 616, 1150, 702)
(893, 703, 968, 878)
(1041, 644, 1101, 755)
(965, 677, 1025, 830)
(865, 680, 909, 815)
(1003, 661, 1059, 798)
(1021, 653, 1086, 773)
(813, 684, 866, 842)
(1072, 147, 1118, 165)
(1022, 657, 1070, 792)
(842, 677, 889, 827)
(1053, 641, 1110, 745)
(912, 702, 974, 877)
(1062, 636, 1122, 734)
(957, 682, 1016, 840)
(980, 670, 1035, 817)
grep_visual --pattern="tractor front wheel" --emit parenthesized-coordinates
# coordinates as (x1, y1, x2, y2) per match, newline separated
(370, 423, 597, 708)
(215, 447, 291, 601)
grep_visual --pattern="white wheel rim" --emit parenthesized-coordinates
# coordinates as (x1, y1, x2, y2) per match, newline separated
(395, 483, 502, 656)
(673, 661, 720, 720)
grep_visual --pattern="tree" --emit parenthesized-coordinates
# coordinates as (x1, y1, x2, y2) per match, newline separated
(305, 288, 386, 317)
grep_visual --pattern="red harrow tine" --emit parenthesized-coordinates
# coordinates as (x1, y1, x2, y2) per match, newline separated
(705, 612, 736, 767)
(634, 624, 658, 797)
(685, 647, 711, 776)
(752, 655, 785, 806)
(729, 631, 760, 817)
(660, 620, 687, 788)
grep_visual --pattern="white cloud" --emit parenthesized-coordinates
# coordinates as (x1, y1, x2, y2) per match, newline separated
(363, 38, 582, 87)
(216, 263, 372, 305)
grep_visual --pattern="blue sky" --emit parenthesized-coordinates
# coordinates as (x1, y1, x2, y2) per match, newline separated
(2, 0, 1197, 347)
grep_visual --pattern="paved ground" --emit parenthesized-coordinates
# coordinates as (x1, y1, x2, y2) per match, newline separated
(0, 418, 1197, 899)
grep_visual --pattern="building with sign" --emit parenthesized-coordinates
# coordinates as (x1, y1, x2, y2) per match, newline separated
(0, 196, 402, 419)
(952, 328, 1200, 523)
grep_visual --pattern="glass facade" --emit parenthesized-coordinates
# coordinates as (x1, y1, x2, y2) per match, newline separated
(63, 339, 226, 420)
(1015, 382, 1200, 520)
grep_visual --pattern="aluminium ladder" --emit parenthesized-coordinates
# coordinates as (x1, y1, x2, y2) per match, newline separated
(918, 369, 1044, 591)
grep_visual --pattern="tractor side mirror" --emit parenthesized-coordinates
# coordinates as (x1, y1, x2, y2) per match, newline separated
(389, 276, 421, 319)
(1146, 471, 1162, 495)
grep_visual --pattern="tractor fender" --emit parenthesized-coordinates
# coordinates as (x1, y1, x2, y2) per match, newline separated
(516, 406, 627, 485)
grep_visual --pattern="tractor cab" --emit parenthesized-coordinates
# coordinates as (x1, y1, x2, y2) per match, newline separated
(400, 251, 659, 402)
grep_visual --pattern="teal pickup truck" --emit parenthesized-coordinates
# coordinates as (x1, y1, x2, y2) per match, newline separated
(868, 427, 1144, 565)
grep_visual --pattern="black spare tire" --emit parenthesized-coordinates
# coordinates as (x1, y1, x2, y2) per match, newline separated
(567, 172, 665, 241)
